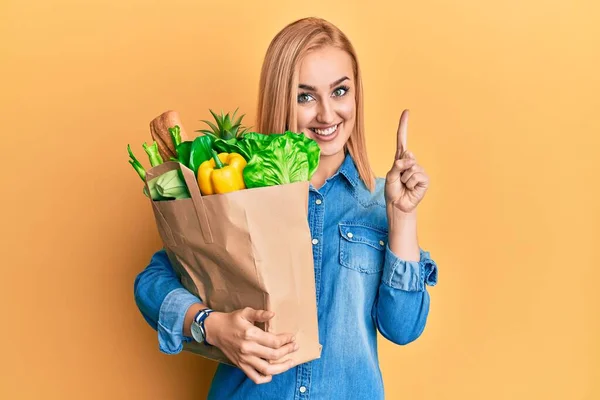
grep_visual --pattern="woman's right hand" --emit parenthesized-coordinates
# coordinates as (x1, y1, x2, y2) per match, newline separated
(204, 307, 299, 384)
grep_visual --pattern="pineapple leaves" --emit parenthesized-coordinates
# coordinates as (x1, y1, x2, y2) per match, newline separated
(209, 109, 223, 131)
(196, 107, 250, 141)
(199, 120, 220, 136)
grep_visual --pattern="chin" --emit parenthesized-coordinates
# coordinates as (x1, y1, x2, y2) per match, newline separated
(316, 142, 346, 158)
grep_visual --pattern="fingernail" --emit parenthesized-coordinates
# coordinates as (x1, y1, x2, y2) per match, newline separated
(291, 336, 296, 342)
(294, 343, 299, 350)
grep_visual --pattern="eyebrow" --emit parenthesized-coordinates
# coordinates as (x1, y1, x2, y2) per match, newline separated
(298, 76, 349, 91)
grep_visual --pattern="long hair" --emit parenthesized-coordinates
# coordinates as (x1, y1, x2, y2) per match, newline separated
(256, 17, 375, 191)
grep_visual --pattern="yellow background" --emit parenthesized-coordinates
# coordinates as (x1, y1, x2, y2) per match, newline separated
(1, 0, 598, 399)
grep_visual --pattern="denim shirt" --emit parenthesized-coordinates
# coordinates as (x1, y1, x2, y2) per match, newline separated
(134, 153, 438, 400)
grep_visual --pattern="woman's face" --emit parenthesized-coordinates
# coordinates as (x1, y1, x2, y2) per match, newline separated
(296, 46, 356, 159)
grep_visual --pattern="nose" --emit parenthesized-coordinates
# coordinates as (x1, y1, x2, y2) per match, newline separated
(316, 98, 335, 125)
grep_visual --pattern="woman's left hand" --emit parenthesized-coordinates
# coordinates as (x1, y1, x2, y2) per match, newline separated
(385, 110, 430, 214)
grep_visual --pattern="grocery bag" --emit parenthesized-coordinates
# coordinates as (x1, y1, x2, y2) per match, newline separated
(144, 161, 322, 366)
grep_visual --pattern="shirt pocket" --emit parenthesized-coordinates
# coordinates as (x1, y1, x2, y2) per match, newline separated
(339, 223, 387, 274)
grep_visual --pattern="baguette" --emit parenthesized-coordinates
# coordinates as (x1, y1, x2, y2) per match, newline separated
(149, 110, 189, 162)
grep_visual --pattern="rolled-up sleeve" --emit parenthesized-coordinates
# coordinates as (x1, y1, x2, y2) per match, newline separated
(381, 246, 438, 291)
(157, 288, 202, 354)
(372, 246, 438, 345)
(133, 249, 202, 354)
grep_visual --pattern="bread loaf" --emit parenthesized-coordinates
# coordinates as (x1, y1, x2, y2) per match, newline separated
(149, 111, 189, 162)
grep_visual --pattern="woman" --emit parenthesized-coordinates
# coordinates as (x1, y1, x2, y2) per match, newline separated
(134, 17, 438, 399)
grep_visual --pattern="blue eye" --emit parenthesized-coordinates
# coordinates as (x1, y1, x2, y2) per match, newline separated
(298, 93, 314, 104)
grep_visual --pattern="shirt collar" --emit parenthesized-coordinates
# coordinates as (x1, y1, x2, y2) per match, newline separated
(337, 152, 360, 189)
(309, 152, 361, 193)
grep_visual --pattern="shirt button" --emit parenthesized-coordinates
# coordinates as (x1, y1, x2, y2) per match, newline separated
(312, 238, 319, 245)
(315, 199, 322, 205)
(347, 232, 354, 238)
(379, 240, 385, 246)
(299, 386, 307, 393)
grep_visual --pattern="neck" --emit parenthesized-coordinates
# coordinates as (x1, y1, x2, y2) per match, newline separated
(310, 150, 346, 190)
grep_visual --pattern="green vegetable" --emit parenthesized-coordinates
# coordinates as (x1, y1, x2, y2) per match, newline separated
(142, 142, 163, 167)
(237, 132, 274, 158)
(128, 144, 146, 181)
(211, 132, 275, 162)
(169, 125, 182, 149)
(128, 144, 155, 199)
(212, 137, 251, 161)
(196, 108, 250, 141)
(281, 131, 320, 177)
(129, 109, 323, 201)
(189, 135, 215, 175)
(143, 169, 190, 201)
(176, 141, 193, 167)
(144, 180, 162, 200)
(155, 170, 190, 199)
(128, 142, 188, 200)
(242, 131, 320, 188)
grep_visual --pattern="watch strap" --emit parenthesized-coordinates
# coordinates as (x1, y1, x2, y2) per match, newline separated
(194, 308, 214, 345)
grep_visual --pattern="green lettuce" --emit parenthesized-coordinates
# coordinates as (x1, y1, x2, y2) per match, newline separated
(238, 132, 275, 157)
(212, 132, 279, 161)
(242, 131, 320, 188)
(281, 131, 320, 178)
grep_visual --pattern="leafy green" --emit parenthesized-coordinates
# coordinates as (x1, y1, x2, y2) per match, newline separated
(212, 137, 251, 160)
(143, 182, 162, 200)
(141, 170, 190, 201)
(281, 131, 320, 177)
(155, 170, 190, 199)
(127, 130, 192, 201)
(145, 176, 168, 201)
(237, 132, 274, 158)
(189, 135, 215, 175)
(176, 141, 193, 168)
(213, 132, 277, 162)
(242, 131, 320, 188)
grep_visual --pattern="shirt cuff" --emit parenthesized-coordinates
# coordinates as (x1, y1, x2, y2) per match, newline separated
(382, 245, 438, 292)
(157, 288, 202, 355)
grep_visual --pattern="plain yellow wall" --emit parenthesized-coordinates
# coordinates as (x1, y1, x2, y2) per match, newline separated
(1, 1, 598, 399)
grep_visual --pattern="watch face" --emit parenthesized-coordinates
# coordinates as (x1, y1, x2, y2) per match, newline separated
(191, 322, 205, 343)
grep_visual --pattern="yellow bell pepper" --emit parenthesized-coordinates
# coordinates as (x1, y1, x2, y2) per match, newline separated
(197, 150, 247, 195)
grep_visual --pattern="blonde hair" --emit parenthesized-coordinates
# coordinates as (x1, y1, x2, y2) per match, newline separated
(256, 17, 376, 191)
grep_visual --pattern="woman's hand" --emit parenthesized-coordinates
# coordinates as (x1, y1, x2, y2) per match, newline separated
(204, 307, 298, 384)
(385, 110, 430, 213)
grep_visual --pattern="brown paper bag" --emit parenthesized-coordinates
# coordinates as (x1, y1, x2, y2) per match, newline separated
(145, 161, 322, 367)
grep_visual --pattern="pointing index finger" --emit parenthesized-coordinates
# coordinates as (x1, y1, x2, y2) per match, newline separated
(396, 109, 409, 159)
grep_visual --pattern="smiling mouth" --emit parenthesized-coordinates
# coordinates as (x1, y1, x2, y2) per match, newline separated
(309, 123, 341, 136)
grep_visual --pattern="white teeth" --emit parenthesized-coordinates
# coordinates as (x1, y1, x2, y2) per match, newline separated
(313, 124, 338, 136)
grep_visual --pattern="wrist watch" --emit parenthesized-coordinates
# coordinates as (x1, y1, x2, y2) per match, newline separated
(191, 308, 214, 345)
